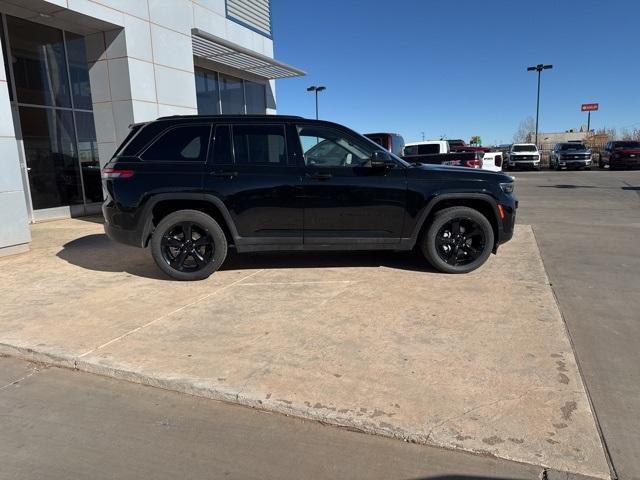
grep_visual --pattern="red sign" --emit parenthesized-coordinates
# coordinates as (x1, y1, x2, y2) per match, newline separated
(581, 103, 599, 112)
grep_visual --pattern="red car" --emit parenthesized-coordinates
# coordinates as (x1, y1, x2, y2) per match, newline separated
(599, 141, 640, 170)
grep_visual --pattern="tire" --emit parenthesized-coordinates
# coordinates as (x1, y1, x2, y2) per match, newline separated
(421, 206, 494, 274)
(150, 209, 228, 281)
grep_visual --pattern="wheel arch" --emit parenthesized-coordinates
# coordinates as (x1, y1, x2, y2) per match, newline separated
(412, 193, 500, 250)
(141, 194, 238, 247)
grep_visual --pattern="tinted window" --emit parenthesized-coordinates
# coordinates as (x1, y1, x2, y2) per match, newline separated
(298, 125, 372, 167)
(418, 144, 441, 155)
(614, 141, 640, 149)
(560, 143, 586, 151)
(142, 125, 211, 162)
(65, 31, 93, 109)
(512, 145, 537, 152)
(403, 145, 418, 156)
(212, 125, 233, 164)
(220, 74, 244, 114)
(233, 125, 286, 165)
(195, 68, 221, 115)
(6, 16, 71, 107)
(245, 81, 266, 114)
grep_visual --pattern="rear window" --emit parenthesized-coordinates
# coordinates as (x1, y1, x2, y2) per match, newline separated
(141, 125, 212, 162)
(418, 144, 441, 155)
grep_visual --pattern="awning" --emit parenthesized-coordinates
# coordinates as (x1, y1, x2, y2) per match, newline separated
(191, 29, 305, 79)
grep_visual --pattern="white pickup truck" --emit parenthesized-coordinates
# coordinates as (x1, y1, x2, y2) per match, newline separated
(507, 144, 540, 170)
(402, 140, 503, 172)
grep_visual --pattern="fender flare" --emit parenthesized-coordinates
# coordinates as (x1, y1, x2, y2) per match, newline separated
(139, 193, 239, 247)
(408, 192, 500, 244)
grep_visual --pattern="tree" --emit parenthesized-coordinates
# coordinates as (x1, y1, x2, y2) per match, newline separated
(513, 117, 535, 143)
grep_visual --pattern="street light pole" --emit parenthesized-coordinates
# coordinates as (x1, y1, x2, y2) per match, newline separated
(306, 85, 326, 119)
(527, 64, 553, 146)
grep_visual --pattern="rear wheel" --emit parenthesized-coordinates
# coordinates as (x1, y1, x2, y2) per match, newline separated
(421, 206, 494, 274)
(150, 209, 227, 281)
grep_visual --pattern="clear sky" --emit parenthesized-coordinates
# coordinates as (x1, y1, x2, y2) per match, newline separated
(271, 0, 640, 145)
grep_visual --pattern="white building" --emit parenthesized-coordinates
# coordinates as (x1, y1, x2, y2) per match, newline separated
(0, 0, 304, 256)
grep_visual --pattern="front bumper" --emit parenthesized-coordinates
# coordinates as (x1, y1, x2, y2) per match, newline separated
(509, 160, 540, 169)
(558, 158, 591, 168)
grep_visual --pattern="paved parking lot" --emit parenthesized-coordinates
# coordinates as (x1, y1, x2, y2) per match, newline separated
(0, 214, 609, 477)
(513, 170, 640, 480)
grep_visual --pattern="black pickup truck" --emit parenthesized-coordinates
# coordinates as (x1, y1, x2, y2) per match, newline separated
(102, 115, 517, 280)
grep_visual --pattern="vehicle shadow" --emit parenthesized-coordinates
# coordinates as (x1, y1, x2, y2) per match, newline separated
(57, 233, 437, 279)
(56, 234, 170, 280)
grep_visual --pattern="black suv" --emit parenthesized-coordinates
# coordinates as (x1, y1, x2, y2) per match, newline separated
(102, 115, 517, 280)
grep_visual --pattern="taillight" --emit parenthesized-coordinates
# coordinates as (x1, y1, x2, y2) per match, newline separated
(465, 154, 483, 169)
(495, 155, 502, 167)
(101, 167, 134, 179)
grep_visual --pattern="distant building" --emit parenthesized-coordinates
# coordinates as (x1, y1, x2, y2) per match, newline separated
(533, 128, 589, 146)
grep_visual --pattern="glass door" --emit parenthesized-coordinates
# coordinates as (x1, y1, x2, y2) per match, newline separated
(1, 14, 101, 221)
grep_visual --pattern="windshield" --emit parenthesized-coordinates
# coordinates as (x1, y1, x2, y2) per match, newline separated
(560, 143, 587, 151)
(615, 141, 640, 149)
(512, 145, 537, 152)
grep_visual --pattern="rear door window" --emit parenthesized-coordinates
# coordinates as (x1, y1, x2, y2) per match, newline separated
(141, 125, 212, 162)
(232, 124, 287, 166)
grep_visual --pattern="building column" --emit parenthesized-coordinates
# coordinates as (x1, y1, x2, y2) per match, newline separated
(0, 31, 30, 256)
(84, 17, 198, 167)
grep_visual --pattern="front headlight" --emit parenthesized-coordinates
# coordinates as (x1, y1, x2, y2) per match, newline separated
(500, 182, 515, 194)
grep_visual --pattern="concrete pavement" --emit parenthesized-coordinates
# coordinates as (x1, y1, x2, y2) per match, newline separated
(0, 217, 609, 477)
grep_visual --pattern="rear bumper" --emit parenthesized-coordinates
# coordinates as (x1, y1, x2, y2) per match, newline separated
(102, 201, 145, 248)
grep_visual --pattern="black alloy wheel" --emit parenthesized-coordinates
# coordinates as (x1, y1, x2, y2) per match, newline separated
(435, 218, 486, 267)
(161, 222, 214, 272)
(150, 209, 228, 281)
(422, 206, 494, 274)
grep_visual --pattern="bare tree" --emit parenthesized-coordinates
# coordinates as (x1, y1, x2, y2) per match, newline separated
(620, 128, 640, 141)
(513, 117, 535, 143)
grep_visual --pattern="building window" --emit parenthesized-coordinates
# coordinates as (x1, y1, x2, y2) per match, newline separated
(195, 69, 220, 115)
(2, 14, 101, 212)
(245, 80, 266, 114)
(220, 74, 244, 114)
(226, 0, 272, 38)
(195, 67, 267, 115)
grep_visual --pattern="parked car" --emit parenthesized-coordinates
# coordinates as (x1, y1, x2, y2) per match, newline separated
(599, 141, 640, 170)
(102, 115, 517, 280)
(506, 144, 540, 170)
(364, 132, 405, 156)
(549, 142, 592, 170)
(402, 140, 483, 169)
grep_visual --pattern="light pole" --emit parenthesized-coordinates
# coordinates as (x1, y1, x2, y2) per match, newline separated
(307, 85, 326, 119)
(527, 64, 553, 146)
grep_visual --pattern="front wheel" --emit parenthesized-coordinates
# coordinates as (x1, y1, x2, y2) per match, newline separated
(150, 209, 228, 281)
(421, 206, 494, 274)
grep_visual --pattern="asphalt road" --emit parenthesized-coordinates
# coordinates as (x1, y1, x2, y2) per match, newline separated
(512, 170, 640, 480)
(0, 355, 549, 480)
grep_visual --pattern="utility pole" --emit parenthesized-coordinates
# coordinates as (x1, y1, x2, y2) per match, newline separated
(527, 64, 553, 147)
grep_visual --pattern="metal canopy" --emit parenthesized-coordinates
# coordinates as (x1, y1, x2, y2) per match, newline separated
(192, 29, 305, 79)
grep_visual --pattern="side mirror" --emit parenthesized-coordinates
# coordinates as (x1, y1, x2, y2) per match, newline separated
(370, 150, 392, 167)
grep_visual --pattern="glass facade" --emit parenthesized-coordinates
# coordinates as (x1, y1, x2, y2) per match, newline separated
(1, 14, 101, 213)
(195, 67, 267, 115)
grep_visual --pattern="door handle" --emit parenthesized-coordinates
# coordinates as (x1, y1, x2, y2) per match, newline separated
(306, 172, 332, 180)
(210, 171, 238, 178)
